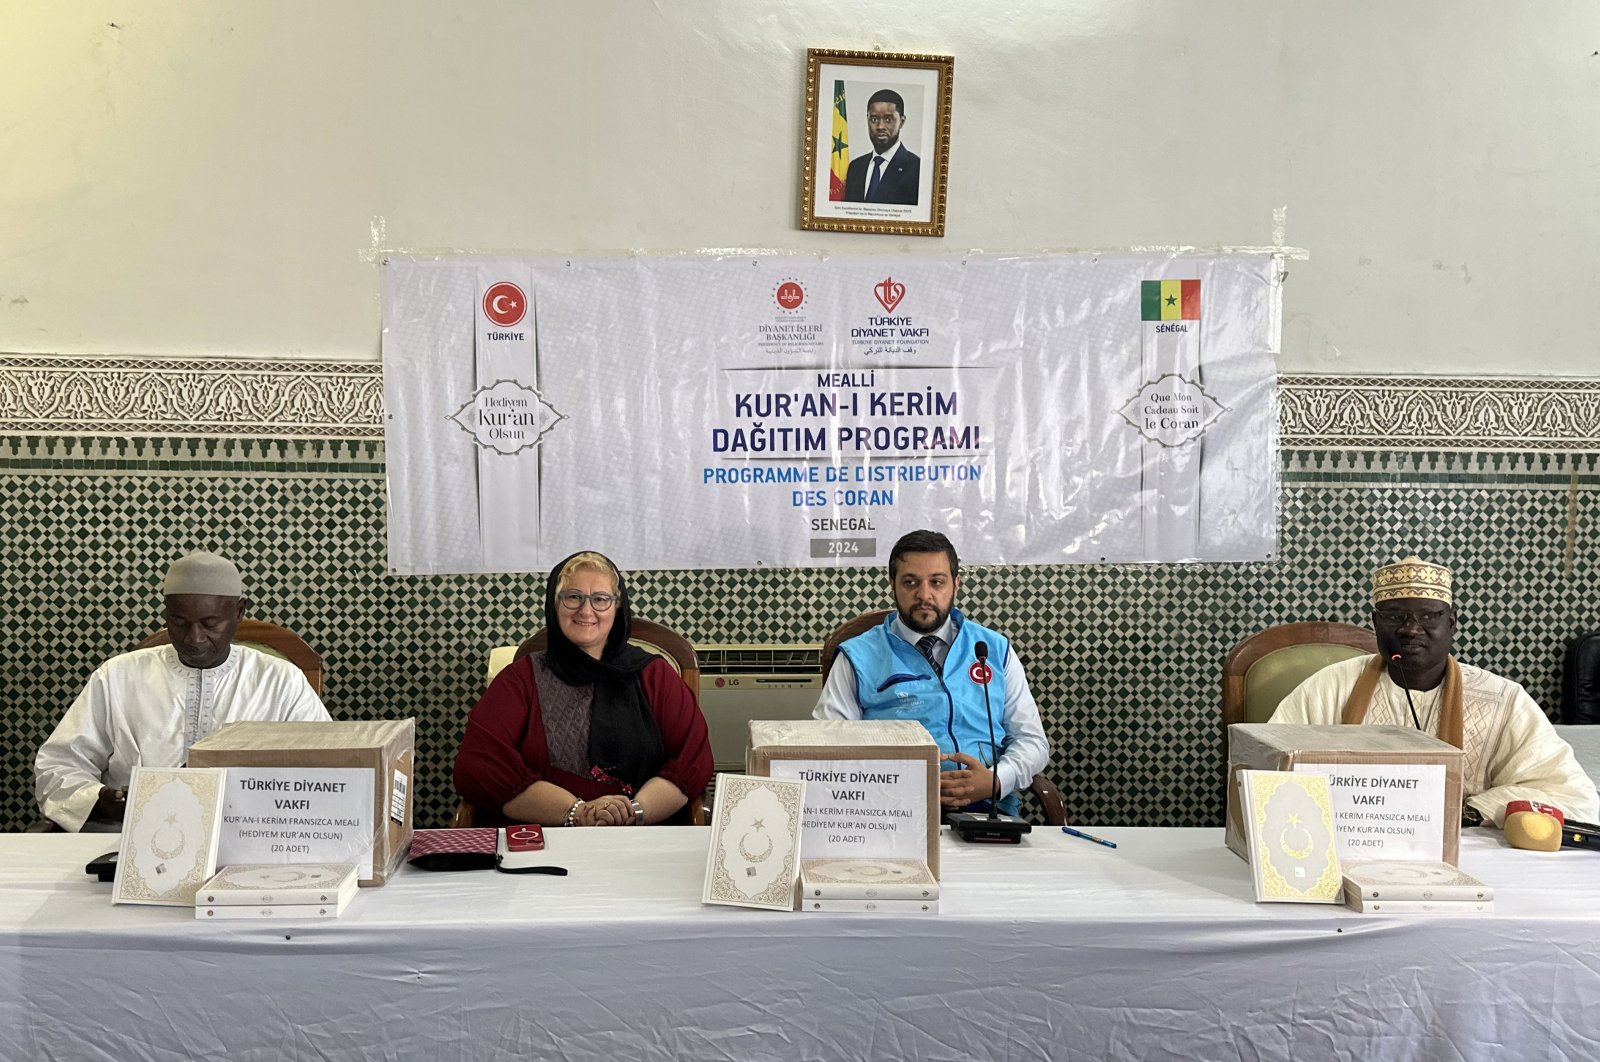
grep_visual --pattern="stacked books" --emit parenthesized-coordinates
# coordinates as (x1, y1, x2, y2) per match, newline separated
(799, 858, 939, 914)
(1342, 860, 1494, 914)
(195, 863, 360, 921)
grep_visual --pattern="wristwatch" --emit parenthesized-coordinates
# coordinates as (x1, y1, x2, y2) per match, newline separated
(630, 799, 646, 826)
(1461, 804, 1484, 828)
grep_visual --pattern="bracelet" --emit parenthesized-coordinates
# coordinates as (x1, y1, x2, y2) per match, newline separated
(564, 799, 585, 827)
(630, 799, 646, 826)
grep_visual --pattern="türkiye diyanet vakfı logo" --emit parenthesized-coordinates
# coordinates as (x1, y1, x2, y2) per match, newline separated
(449, 380, 565, 455)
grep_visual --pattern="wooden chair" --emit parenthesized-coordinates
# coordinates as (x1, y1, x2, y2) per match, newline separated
(139, 619, 325, 696)
(822, 609, 1070, 827)
(458, 618, 708, 826)
(28, 619, 326, 832)
(1219, 620, 1379, 787)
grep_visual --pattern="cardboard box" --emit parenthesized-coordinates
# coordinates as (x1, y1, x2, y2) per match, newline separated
(746, 719, 940, 876)
(1226, 723, 1464, 866)
(188, 719, 415, 887)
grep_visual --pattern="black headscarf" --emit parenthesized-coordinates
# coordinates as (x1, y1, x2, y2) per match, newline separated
(543, 552, 665, 792)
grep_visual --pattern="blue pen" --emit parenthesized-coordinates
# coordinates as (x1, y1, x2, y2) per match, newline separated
(1061, 826, 1117, 849)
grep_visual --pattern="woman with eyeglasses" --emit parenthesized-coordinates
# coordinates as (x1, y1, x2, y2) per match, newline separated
(453, 551, 712, 827)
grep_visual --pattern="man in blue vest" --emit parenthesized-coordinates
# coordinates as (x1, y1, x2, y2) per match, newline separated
(814, 530, 1049, 816)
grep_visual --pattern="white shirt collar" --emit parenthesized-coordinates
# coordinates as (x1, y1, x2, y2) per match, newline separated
(889, 612, 954, 650)
(160, 643, 240, 677)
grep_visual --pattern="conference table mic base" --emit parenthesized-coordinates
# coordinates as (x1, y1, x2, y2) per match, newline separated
(947, 812, 1031, 844)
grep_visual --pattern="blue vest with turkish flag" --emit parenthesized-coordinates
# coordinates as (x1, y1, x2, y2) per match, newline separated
(837, 608, 1019, 816)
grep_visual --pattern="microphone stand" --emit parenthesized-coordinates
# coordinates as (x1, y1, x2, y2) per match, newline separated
(949, 640, 1030, 844)
(1389, 653, 1425, 732)
(1391, 651, 1475, 827)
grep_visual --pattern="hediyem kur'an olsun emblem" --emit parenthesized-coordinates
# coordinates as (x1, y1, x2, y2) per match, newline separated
(1116, 279, 1228, 448)
(449, 379, 566, 456)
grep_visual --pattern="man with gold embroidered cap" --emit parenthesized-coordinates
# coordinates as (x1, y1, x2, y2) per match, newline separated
(34, 551, 330, 831)
(1270, 555, 1598, 828)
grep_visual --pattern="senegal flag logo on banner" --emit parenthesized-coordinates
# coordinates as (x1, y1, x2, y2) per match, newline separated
(829, 81, 848, 201)
(1141, 279, 1201, 321)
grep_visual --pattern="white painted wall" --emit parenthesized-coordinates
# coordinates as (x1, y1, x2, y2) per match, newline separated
(2, 2, 1596, 373)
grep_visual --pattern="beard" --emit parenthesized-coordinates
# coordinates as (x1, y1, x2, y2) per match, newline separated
(898, 601, 951, 635)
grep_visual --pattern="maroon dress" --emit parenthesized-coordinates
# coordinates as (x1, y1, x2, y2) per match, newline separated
(453, 652, 713, 826)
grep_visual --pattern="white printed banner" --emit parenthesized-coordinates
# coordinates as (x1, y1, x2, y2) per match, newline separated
(381, 254, 1279, 572)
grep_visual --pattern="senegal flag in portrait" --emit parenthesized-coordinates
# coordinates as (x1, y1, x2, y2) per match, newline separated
(829, 81, 848, 201)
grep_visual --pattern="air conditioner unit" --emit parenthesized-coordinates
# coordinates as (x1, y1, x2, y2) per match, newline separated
(698, 643, 822, 772)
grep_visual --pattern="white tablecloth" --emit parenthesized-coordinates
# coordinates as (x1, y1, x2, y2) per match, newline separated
(2, 828, 1598, 1061)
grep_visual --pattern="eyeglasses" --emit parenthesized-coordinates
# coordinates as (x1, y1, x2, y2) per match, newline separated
(1373, 607, 1451, 628)
(557, 590, 618, 613)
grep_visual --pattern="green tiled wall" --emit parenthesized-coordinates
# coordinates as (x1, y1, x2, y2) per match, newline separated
(3, 436, 1597, 832)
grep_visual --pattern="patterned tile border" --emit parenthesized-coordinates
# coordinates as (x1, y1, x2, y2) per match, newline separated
(8, 435, 1599, 491)
(1282, 448, 1600, 486)
(0, 434, 384, 472)
(0, 355, 384, 439)
(3, 355, 1598, 450)
(1280, 375, 1600, 451)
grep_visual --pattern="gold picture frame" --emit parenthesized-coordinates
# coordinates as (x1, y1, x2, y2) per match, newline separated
(800, 48, 954, 237)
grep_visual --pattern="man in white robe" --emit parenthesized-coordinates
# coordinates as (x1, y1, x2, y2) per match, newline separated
(1271, 556, 1598, 827)
(35, 552, 330, 831)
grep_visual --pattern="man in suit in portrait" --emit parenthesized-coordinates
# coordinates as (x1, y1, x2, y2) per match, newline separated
(844, 89, 921, 206)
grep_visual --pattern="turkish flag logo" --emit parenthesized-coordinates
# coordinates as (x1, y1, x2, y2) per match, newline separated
(873, 277, 906, 313)
(968, 661, 993, 686)
(483, 282, 527, 328)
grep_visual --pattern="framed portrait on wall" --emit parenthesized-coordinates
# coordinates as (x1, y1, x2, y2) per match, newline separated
(800, 48, 954, 237)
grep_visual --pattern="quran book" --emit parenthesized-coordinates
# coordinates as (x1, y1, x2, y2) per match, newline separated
(197, 863, 359, 907)
(1344, 891, 1494, 915)
(113, 766, 227, 907)
(801, 896, 939, 914)
(799, 859, 939, 900)
(1239, 769, 1343, 904)
(1342, 860, 1492, 903)
(196, 898, 349, 920)
(702, 773, 806, 911)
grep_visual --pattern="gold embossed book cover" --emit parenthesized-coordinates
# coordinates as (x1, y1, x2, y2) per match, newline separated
(1239, 769, 1343, 903)
(702, 773, 806, 911)
(113, 766, 227, 907)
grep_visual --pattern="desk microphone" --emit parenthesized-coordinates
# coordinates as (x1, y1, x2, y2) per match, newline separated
(1389, 653, 1424, 731)
(949, 640, 1030, 844)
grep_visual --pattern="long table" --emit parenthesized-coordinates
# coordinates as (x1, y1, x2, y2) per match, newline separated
(3, 827, 1597, 1061)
